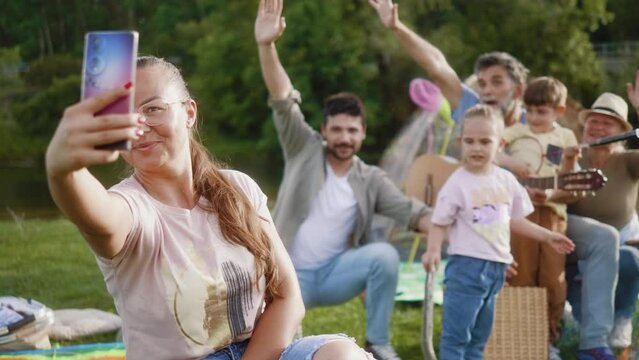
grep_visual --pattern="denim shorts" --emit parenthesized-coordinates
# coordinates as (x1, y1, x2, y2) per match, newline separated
(203, 333, 365, 360)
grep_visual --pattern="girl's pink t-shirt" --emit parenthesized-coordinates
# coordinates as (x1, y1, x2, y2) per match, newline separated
(431, 166, 533, 263)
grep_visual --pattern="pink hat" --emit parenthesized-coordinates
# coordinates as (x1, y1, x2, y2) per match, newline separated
(409, 78, 442, 112)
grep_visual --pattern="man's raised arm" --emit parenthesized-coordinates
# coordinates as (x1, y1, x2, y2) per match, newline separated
(255, 0, 292, 100)
(368, 0, 463, 109)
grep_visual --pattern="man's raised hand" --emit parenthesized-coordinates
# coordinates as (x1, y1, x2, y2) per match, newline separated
(627, 70, 639, 112)
(368, 0, 399, 30)
(255, 0, 286, 45)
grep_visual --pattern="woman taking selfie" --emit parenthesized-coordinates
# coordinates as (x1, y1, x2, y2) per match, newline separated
(46, 56, 371, 360)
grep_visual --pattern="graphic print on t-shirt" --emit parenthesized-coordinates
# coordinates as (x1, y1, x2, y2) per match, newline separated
(220, 261, 254, 338)
(469, 186, 511, 253)
(162, 241, 257, 350)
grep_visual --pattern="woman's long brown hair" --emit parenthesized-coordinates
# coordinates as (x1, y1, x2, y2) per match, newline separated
(137, 56, 279, 298)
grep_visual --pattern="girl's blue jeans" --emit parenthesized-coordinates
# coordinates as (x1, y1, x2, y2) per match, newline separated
(439, 255, 507, 360)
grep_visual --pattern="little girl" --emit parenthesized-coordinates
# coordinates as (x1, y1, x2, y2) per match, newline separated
(421, 104, 574, 359)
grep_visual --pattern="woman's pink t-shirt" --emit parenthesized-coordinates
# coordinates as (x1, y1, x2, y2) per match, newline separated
(98, 170, 268, 359)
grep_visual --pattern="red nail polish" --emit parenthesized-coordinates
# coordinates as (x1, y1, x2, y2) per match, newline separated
(124, 81, 133, 89)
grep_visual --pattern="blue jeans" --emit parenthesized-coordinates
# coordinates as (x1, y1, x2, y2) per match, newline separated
(565, 214, 619, 349)
(617, 246, 639, 319)
(616, 214, 639, 320)
(295, 242, 400, 344)
(203, 334, 356, 360)
(439, 255, 506, 360)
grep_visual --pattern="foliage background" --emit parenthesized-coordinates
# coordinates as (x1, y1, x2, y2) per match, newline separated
(1, 2, 639, 357)
(0, 0, 638, 169)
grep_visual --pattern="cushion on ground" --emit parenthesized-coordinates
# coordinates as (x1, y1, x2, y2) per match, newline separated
(48, 309, 121, 341)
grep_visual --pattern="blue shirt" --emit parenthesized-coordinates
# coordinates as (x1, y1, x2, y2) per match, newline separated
(451, 84, 527, 125)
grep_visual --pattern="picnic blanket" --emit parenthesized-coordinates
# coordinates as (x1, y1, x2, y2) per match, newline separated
(395, 260, 446, 304)
(0, 342, 125, 359)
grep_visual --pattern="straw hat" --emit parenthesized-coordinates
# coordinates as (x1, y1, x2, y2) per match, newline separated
(579, 92, 631, 131)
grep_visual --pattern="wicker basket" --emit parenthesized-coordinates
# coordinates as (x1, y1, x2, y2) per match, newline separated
(484, 286, 549, 360)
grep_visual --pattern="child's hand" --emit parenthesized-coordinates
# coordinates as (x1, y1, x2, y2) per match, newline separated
(526, 187, 548, 205)
(421, 250, 441, 273)
(505, 260, 518, 285)
(547, 231, 575, 254)
(563, 145, 581, 160)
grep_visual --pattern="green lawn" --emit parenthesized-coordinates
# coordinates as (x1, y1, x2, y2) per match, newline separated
(0, 218, 618, 359)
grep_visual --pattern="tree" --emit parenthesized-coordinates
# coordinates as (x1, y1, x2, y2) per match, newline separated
(188, 0, 611, 161)
(410, 0, 610, 104)
(0, 0, 617, 162)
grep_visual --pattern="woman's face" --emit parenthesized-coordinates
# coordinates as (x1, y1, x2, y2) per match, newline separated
(121, 66, 196, 172)
(582, 113, 625, 144)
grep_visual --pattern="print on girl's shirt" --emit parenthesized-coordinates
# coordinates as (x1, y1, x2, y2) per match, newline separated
(469, 186, 511, 254)
(472, 204, 499, 224)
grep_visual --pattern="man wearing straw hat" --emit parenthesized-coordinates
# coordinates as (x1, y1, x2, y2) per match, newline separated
(565, 83, 639, 359)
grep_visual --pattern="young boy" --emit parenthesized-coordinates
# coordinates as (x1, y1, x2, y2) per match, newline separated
(501, 76, 579, 359)
(422, 104, 574, 359)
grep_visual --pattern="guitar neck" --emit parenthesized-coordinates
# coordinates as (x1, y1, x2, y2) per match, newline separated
(519, 169, 605, 192)
(520, 176, 557, 190)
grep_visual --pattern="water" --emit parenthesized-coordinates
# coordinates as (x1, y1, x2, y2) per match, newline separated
(0, 155, 282, 222)
(0, 162, 127, 221)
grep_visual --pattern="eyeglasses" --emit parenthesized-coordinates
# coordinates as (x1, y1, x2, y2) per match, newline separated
(137, 99, 189, 126)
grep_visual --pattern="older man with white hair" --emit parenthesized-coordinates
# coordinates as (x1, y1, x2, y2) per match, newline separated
(565, 78, 639, 360)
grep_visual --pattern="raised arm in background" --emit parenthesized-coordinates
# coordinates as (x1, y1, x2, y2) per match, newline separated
(627, 69, 639, 116)
(368, 0, 464, 109)
(255, 0, 292, 100)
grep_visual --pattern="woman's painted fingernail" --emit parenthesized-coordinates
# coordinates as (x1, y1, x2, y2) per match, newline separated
(138, 115, 146, 123)
(136, 129, 144, 136)
(124, 81, 133, 89)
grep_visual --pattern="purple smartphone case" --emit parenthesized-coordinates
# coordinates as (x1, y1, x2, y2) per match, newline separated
(81, 31, 138, 150)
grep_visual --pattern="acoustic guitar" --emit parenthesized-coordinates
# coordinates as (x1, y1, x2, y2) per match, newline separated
(406, 154, 607, 202)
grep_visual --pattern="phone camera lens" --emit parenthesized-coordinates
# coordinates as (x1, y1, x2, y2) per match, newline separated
(91, 37, 103, 53)
(88, 56, 106, 75)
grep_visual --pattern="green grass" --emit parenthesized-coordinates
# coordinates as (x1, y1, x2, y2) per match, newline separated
(0, 218, 620, 359)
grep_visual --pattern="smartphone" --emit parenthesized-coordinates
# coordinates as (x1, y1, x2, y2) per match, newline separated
(81, 31, 139, 150)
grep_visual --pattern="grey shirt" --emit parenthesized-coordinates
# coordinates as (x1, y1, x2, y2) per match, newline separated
(269, 90, 431, 251)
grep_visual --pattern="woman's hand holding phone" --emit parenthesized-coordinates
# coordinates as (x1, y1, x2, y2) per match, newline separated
(46, 84, 144, 178)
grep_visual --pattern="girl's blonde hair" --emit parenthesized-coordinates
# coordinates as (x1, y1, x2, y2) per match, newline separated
(461, 104, 505, 135)
(137, 56, 279, 298)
